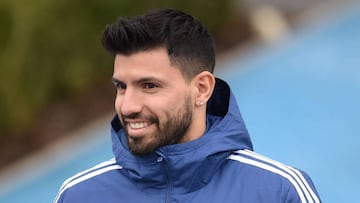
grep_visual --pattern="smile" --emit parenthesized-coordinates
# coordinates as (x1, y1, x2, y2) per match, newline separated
(128, 122, 150, 129)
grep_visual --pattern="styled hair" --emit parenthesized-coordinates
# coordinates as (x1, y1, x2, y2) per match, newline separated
(101, 8, 216, 80)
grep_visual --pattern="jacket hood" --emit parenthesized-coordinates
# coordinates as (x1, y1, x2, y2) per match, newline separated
(110, 78, 252, 194)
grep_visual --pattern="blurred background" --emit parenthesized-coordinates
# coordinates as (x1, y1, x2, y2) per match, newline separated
(0, 0, 252, 168)
(0, 0, 359, 202)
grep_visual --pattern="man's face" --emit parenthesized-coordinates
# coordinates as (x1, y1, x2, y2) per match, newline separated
(112, 48, 195, 155)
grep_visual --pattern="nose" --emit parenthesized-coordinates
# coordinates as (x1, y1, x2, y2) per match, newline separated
(116, 89, 143, 116)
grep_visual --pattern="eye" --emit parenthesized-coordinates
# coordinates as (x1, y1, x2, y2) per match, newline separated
(119, 83, 127, 89)
(144, 83, 158, 89)
(112, 80, 126, 93)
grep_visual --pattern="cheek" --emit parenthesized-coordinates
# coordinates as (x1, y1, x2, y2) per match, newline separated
(143, 98, 173, 121)
(159, 93, 189, 115)
(114, 96, 122, 113)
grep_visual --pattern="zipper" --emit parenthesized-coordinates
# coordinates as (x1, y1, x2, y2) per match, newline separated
(157, 156, 172, 203)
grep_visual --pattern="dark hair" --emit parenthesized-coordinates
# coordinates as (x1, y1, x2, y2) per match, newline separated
(101, 8, 216, 80)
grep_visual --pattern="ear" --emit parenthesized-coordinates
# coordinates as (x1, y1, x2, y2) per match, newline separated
(192, 71, 215, 107)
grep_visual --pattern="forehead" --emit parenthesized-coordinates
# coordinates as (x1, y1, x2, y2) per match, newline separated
(113, 48, 185, 81)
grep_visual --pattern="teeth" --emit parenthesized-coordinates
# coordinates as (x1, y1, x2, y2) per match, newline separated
(129, 122, 149, 129)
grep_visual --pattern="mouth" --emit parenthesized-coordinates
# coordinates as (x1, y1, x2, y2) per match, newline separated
(125, 120, 154, 138)
(128, 121, 150, 129)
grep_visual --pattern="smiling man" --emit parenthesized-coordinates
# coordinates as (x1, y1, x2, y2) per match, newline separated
(111, 48, 210, 155)
(54, 8, 321, 203)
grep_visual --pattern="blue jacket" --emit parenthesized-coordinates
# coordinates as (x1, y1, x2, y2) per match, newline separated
(54, 78, 321, 203)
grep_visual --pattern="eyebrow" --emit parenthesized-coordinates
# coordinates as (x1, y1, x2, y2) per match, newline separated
(111, 77, 162, 85)
(135, 77, 161, 84)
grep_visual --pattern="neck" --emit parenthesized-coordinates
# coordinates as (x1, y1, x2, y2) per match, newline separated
(178, 108, 207, 143)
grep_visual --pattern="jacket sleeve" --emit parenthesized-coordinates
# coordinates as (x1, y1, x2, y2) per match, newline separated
(53, 191, 63, 203)
(285, 169, 321, 203)
(53, 182, 67, 203)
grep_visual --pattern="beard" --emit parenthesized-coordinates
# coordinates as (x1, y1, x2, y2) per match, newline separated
(120, 94, 193, 156)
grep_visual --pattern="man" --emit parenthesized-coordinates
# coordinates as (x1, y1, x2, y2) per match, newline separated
(54, 8, 321, 203)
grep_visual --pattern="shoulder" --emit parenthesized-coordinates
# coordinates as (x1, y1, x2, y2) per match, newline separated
(227, 149, 321, 203)
(53, 158, 122, 203)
